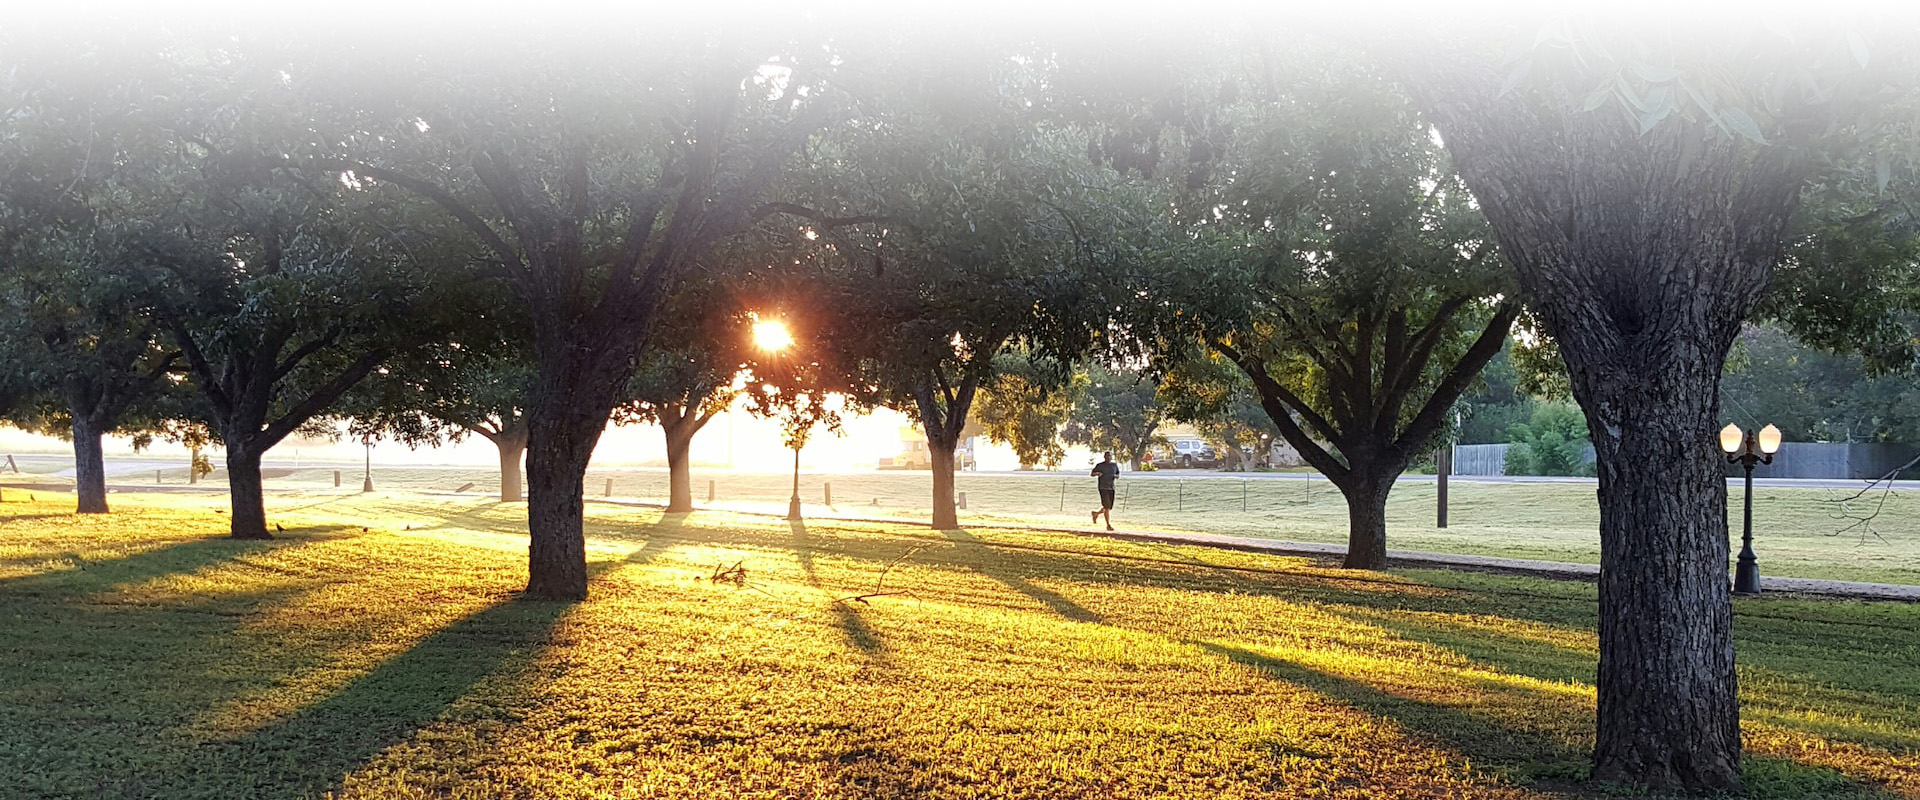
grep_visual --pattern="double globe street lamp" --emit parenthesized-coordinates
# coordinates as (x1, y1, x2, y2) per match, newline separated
(1719, 422, 1782, 595)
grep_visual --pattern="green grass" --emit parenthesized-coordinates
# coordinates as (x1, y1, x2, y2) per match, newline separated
(103, 464, 1920, 585)
(1, 491, 1915, 799)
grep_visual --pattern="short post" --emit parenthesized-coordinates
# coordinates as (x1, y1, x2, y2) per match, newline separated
(1436, 445, 1451, 529)
(1059, 479, 1066, 511)
(334, 470, 342, 487)
(604, 478, 613, 497)
(1242, 479, 1248, 512)
(824, 482, 832, 506)
(958, 491, 967, 510)
(1177, 479, 1184, 511)
(157, 469, 164, 484)
(707, 480, 715, 503)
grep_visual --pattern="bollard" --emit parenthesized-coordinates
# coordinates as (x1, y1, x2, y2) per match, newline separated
(334, 470, 341, 487)
(1178, 479, 1184, 511)
(1242, 479, 1248, 512)
(157, 469, 164, 484)
(824, 482, 832, 506)
(1059, 479, 1066, 511)
(707, 480, 715, 503)
(604, 478, 613, 497)
(958, 491, 967, 510)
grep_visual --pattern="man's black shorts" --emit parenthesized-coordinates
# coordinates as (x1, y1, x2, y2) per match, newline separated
(1099, 488, 1116, 509)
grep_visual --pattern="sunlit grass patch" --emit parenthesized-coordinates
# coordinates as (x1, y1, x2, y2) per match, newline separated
(0, 491, 1914, 799)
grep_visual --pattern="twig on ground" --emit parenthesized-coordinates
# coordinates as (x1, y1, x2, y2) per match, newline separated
(831, 545, 925, 606)
(710, 560, 748, 586)
(833, 590, 919, 606)
(875, 546, 923, 593)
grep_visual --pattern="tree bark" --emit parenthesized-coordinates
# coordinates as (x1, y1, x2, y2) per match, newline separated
(495, 430, 528, 503)
(523, 366, 619, 600)
(71, 414, 108, 514)
(226, 444, 270, 540)
(1395, 51, 1809, 793)
(928, 437, 959, 529)
(664, 422, 696, 513)
(1583, 356, 1741, 791)
(1336, 473, 1392, 569)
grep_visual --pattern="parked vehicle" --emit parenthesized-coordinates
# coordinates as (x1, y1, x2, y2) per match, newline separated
(1168, 438, 1220, 468)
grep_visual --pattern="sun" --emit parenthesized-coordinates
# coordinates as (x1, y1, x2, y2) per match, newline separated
(752, 319, 794, 352)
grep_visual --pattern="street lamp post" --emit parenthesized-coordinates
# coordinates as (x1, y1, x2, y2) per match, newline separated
(1719, 422, 1781, 595)
(788, 445, 803, 521)
(362, 434, 375, 493)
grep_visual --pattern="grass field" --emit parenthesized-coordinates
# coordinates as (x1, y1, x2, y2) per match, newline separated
(24, 460, 1920, 585)
(1, 491, 1915, 799)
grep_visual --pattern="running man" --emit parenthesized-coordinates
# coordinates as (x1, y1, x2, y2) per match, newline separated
(1090, 451, 1119, 531)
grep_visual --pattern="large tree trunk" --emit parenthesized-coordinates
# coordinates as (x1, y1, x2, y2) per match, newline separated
(1400, 55, 1805, 792)
(524, 378, 616, 600)
(71, 414, 109, 514)
(1336, 472, 1392, 569)
(495, 431, 527, 503)
(928, 437, 959, 529)
(664, 423, 696, 513)
(1578, 334, 1741, 791)
(226, 444, 270, 540)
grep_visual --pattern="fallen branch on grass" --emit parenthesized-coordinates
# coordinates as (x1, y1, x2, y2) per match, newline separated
(710, 560, 748, 586)
(833, 590, 918, 606)
(830, 545, 925, 606)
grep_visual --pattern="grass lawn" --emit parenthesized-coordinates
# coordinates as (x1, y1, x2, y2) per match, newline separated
(67, 462, 1920, 585)
(1, 491, 1915, 799)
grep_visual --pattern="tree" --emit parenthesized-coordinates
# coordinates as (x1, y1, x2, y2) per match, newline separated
(1157, 357, 1280, 471)
(0, 255, 177, 514)
(118, 46, 456, 539)
(0, 37, 182, 514)
(1453, 346, 1540, 444)
(306, 26, 848, 599)
(1148, 66, 1517, 569)
(976, 354, 1083, 470)
(781, 45, 1137, 530)
(614, 281, 754, 514)
(347, 336, 535, 502)
(1064, 365, 1169, 471)
(1721, 323, 1920, 443)
(1384, 12, 1914, 791)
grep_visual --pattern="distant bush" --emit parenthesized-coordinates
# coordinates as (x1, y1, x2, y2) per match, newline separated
(1504, 403, 1594, 477)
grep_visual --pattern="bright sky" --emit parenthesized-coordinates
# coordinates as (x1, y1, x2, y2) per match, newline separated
(0, 396, 1092, 474)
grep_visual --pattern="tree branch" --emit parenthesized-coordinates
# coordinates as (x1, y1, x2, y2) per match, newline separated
(258, 348, 390, 448)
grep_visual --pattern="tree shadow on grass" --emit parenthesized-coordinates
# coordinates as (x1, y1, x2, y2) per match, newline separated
(0, 533, 322, 594)
(833, 601, 888, 658)
(147, 591, 576, 800)
(941, 528, 1104, 624)
(1192, 639, 1585, 778)
(1336, 606, 1599, 688)
(790, 520, 821, 586)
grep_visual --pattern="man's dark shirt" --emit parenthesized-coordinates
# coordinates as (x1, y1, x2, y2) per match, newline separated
(1092, 461, 1119, 489)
